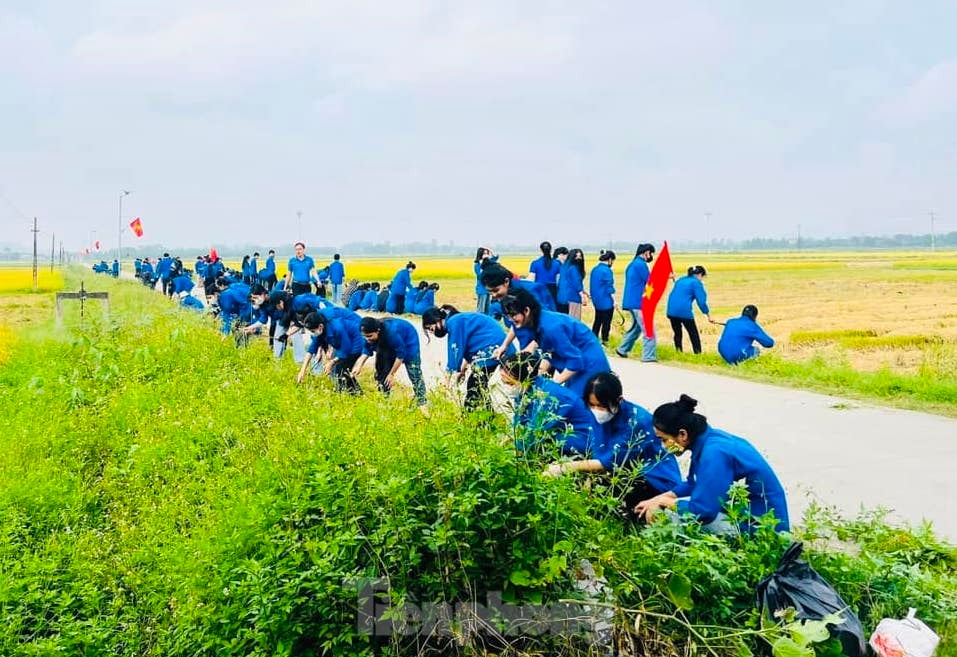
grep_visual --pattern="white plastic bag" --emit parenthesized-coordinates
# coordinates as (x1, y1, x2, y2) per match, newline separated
(869, 608, 939, 657)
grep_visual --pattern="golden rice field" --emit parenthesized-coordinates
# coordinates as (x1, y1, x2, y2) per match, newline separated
(0, 267, 64, 293)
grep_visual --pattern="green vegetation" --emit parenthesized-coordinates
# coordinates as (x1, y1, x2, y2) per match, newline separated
(790, 330, 879, 345)
(0, 275, 955, 655)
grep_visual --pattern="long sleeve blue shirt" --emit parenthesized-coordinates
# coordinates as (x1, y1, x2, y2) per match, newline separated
(621, 258, 650, 310)
(514, 377, 595, 457)
(588, 263, 616, 311)
(718, 317, 775, 364)
(666, 275, 710, 318)
(556, 262, 584, 305)
(413, 289, 436, 315)
(673, 427, 789, 532)
(360, 289, 378, 310)
(591, 401, 681, 492)
(533, 310, 610, 397)
(329, 260, 345, 284)
(511, 278, 556, 311)
(529, 256, 561, 285)
(390, 268, 414, 295)
(362, 318, 421, 361)
(171, 275, 194, 295)
(443, 312, 513, 372)
(218, 283, 252, 334)
(309, 317, 364, 359)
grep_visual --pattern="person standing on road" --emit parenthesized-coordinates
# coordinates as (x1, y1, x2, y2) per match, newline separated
(354, 316, 428, 411)
(617, 243, 657, 361)
(557, 248, 589, 320)
(666, 265, 712, 354)
(473, 247, 498, 315)
(259, 249, 278, 291)
(387, 261, 416, 314)
(634, 394, 790, 534)
(717, 305, 775, 365)
(589, 250, 617, 345)
(284, 242, 318, 296)
(328, 254, 345, 304)
(529, 241, 562, 306)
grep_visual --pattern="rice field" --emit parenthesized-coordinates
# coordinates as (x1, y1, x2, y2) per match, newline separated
(0, 267, 64, 293)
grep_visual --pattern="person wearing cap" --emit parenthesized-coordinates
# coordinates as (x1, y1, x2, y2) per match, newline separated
(617, 243, 657, 361)
(717, 305, 774, 365)
(666, 265, 712, 354)
(284, 242, 318, 296)
(353, 316, 428, 410)
(588, 250, 617, 345)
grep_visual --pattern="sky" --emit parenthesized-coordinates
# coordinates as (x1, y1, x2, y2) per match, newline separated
(2, 1, 956, 252)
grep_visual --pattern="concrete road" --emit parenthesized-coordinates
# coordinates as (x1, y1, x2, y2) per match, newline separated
(407, 325, 957, 543)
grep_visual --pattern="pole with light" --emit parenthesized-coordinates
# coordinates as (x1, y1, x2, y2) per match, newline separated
(118, 190, 131, 264)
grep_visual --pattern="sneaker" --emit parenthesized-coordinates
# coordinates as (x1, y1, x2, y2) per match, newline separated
(615, 350, 628, 358)
(640, 358, 658, 363)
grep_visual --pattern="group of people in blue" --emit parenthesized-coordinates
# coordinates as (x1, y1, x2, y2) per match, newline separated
(121, 239, 787, 535)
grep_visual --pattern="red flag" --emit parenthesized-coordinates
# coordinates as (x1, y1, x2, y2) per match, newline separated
(129, 217, 144, 237)
(641, 241, 674, 340)
(94, 240, 101, 251)
(209, 247, 218, 261)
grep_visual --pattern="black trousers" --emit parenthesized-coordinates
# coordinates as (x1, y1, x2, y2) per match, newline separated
(668, 315, 702, 354)
(592, 308, 614, 343)
(291, 282, 312, 296)
(332, 353, 362, 394)
(555, 302, 569, 315)
(464, 363, 498, 413)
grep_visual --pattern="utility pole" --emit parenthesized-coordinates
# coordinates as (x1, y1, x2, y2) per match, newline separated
(32, 217, 39, 292)
(118, 190, 130, 263)
(297, 210, 303, 240)
(797, 224, 802, 251)
(930, 212, 936, 252)
(51, 232, 55, 272)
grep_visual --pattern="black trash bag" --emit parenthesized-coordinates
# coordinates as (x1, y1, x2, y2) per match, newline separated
(756, 542, 867, 657)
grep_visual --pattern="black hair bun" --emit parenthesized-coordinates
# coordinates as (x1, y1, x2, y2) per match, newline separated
(677, 394, 698, 412)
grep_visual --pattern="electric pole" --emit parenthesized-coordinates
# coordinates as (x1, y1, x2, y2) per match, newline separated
(930, 212, 936, 251)
(32, 217, 39, 292)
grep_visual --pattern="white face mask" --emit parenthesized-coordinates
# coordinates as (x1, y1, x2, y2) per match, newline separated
(591, 408, 615, 424)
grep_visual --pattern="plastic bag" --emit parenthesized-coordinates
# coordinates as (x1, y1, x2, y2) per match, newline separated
(756, 542, 867, 657)
(870, 608, 939, 657)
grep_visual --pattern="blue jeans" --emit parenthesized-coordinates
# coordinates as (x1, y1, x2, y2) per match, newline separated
(617, 309, 657, 361)
(332, 283, 342, 304)
(476, 293, 491, 315)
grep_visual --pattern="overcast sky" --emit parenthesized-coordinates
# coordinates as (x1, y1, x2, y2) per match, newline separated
(2, 1, 955, 252)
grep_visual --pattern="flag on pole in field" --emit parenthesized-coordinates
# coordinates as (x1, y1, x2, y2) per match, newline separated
(129, 217, 144, 237)
(641, 240, 674, 340)
(94, 240, 101, 251)
(209, 247, 219, 261)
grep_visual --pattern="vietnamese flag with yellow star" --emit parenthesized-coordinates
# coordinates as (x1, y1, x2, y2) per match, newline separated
(641, 241, 674, 339)
(129, 217, 144, 238)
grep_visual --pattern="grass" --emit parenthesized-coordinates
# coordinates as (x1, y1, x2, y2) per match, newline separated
(0, 267, 955, 656)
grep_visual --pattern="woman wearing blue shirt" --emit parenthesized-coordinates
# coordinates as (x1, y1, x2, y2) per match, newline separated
(353, 316, 428, 410)
(718, 305, 775, 365)
(299, 312, 363, 393)
(501, 289, 611, 397)
(387, 261, 416, 314)
(557, 249, 589, 320)
(666, 265, 712, 354)
(588, 250, 617, 344)
(473, 247, 497, 315)
(634, 394, 790, 534)
(529, 241, 562, 306)
(422, 305, 513, 412)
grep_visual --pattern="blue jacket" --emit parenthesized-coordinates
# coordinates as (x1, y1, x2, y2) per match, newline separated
(390, 268, 414, 296)
(514, 377, 595, 457)
(141, 261, 154, 277)
(443, 312, 513, 372)
(362, 318, 421, 361)
(241, 260, 254, 279)
(308, 317, 364, 359)
(666, 275, 709, 319)
(360, 289, 378, 310)
(348, 291, 363, 310)
(592, 401, 681, 492)
(511, 278, 556, 311)
(156, 256, 173, 279)
(621, 258, 650, 310)
(260, 256, 276, 279)
(180, 295, 205, 312)
(318, 306, 362, 330)
(718, 317, 774, 364)
(111, 261, 119, 276)
(673, 427, 789, 532)
(219, 283, 252, 334)
(287, 255, 316, 283)
(329, 260, 345, 284)
(171, 275, 194, 295)
(533, 310, 610, 397)
(413, 289, 436, 315)
(529, 256, 561, 285)
(588, 263, 616, 311)
(556, 262, 584, 305)
(403, 290, 419, 314)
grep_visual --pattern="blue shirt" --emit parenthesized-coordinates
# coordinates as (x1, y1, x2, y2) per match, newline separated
(156, 256, 173, 278)
(473, 256, 499, 295)
(329, 260, 345, 284)
(308, 317, 364, 359)
(556, 262, 584, 305)
(413, 289, 436, 315)
(673, 427, 789, 532)
(588, 263, 616, 311)
(621, 258, 650, 310)
(529, 256, 561, 285)
(360, 289, 378, 310)
(261, 256, 276, 276)
(219, 283, 252, 334)
(514, 377, 595, 457)
(390, 268, 414, 296)
(666, 275, 709, 319)
(718, 316, 775, 364)
(171, 275, 194, 294)
(592, 401, 681, 492)
(443, 312, 513, 372)
(533, 310, 610, 397)
(362, 318, 421, 361)
(348, 291, 364, 310)
(287, 255, 316, 283)
(511, 278, 556, 311)
(180, 295, 205, 312)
